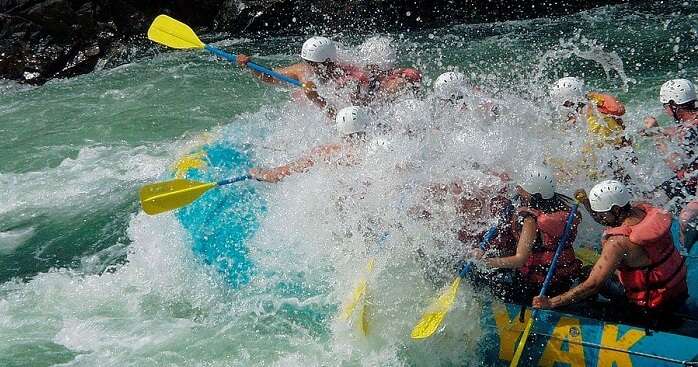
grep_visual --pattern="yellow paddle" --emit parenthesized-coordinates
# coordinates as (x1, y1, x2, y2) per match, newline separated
(509, 202, 579, 367)
(139, 175, 250, 215)
(411, 226, 497, 339)
(339, 233, 390, 335)
(339, 258, 375, 335)
(147, 15, 303, 88)
(340, 258, 375, 320)
(575, 247, 600, 267)
(411, 276, 463, 339)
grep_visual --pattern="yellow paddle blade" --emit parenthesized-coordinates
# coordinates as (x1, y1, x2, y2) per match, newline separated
(359, 303, 369, 336)
(340, 258, 376, 320)
(411, 277, 462, 339)
(575, 247, 600, 267)
(139, 179, 216, 215)
(147, 15, 205, 49)
(173, 151, 207, 178)
(509, 316, 535, 367)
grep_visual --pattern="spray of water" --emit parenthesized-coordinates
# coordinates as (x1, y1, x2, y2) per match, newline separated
(2, 4, 698, 365)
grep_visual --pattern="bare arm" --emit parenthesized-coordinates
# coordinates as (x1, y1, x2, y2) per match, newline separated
(249, 143, 344, 182)
(300, 81, 337, 118)
(485, 216, 537, 269)
(237, 54, 305, 85)
(534, 235, 627, 308)
(237, 56, 333, 115)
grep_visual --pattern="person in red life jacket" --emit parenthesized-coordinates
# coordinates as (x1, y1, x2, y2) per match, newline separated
(462, 192, 521, 300)
(533, 180, 688, 315)
(249, 106, 368, 183)
(356, 36, 422, 102)
(236, 37, 369, 117)
(408, 166, 513, 285)
(457, 170, 516, 258)
(478, 166, 582, 302)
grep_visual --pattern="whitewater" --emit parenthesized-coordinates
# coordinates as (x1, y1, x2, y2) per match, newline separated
(1, 3, 697, 366)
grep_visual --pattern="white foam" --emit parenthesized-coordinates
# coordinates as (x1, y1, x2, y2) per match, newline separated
(0, 143, 179, 216)
(0, 226, 35, 254)
(2, 7, 694, 365)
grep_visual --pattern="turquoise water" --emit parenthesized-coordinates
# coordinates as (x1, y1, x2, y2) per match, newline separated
(1, 3, 698, 366)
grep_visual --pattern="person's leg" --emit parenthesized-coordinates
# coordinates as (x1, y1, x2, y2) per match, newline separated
(599, 276, 627, 303)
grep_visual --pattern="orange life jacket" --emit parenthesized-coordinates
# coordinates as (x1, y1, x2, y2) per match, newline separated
(603, 203, 688, 309)
(584, 92, 627, 147)
(517, 207, 581, 285)
(587, 92, 625, 116)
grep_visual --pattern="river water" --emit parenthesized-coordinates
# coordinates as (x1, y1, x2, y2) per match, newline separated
(1, 2, 697, 366)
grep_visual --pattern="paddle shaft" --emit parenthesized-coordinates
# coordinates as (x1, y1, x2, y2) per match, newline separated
(216, 175, 252, 187)
(509, 203, 579, 367)
(458, 225, 498, 278)
(204, 45, 304, 88)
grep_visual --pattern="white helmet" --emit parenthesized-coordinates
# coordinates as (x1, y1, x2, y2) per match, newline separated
(588, 180, 632, 212)
(335, 106, 368, 136)
(301, 36, 337, 63)
(358, 36, 397, 70)
(550, 77, 587, 106)
(660, 79, 697, 105)
(434, 72, 469, 100)
(519, 166, 556, 200)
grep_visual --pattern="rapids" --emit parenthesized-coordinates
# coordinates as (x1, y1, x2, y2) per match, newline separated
(1, 3, 697, 366)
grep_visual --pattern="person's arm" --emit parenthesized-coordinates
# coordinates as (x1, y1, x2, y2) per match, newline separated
(485, 216, 537, 268)
(533, 235, 627, 309)
(236, 54, 304, 85)
(300, 81, 337, 118)
(574, 189, 593, 214)
(639, 117, 665, 140)
(249, 144, 344, 183)
(249, 157, 314, 183)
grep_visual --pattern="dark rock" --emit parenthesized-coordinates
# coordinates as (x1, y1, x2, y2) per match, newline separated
(0, 0, 638, 85)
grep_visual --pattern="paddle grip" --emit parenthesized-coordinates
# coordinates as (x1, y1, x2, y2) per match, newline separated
(537, 203, 579, 297)
(458, 225, 498, 278)
(204, 45, 303, 88)
(217, 175, 251, 186)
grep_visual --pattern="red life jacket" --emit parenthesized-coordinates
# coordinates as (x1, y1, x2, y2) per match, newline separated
(382, 67, 422, 85)
(336, 64, 370, 87)
(603, 203, 688, 309)
(517, 207, 581, 285)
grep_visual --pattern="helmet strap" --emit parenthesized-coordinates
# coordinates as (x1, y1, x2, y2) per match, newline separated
(670, 103, 681, 122)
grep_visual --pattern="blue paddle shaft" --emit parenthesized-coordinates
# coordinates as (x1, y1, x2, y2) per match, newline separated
(204, 45, 303, 87)
(459, 225, 498, 277)
(538, 203, 579, 297)
(216, 175, 251, 187)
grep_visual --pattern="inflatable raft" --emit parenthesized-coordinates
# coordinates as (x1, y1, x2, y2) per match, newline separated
(474, 227, 698, 367)
(174, 143, 265, 287)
